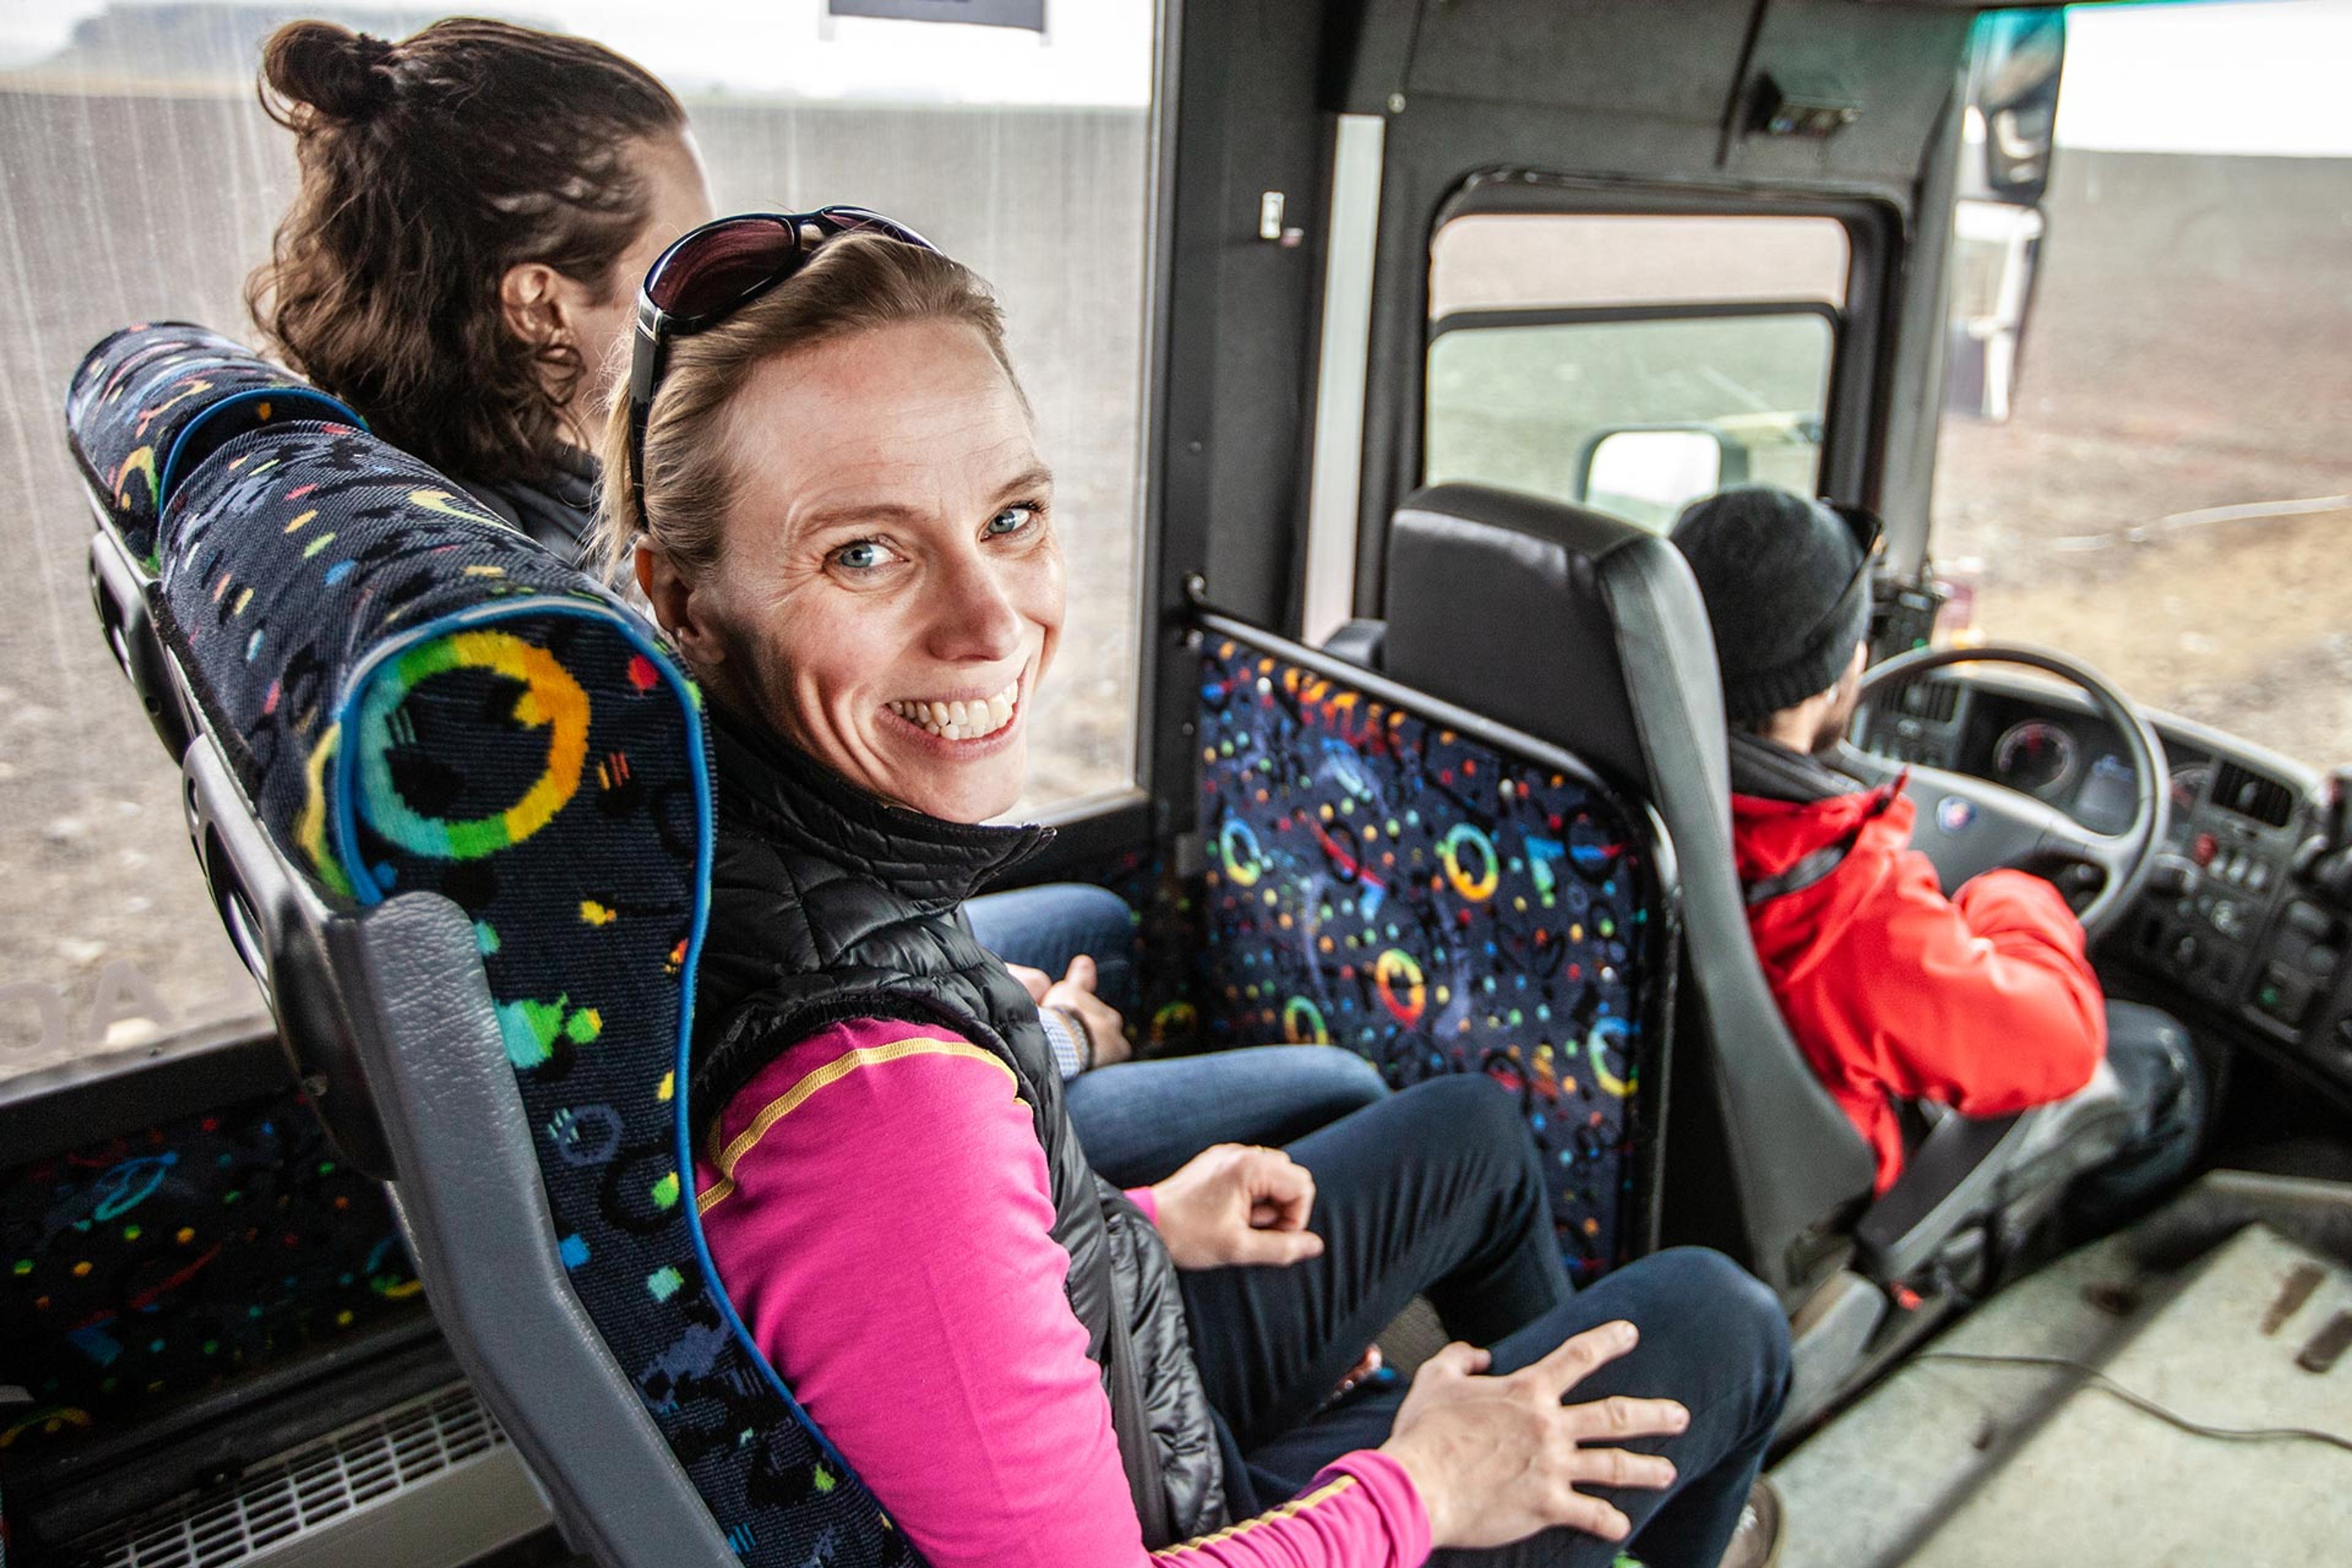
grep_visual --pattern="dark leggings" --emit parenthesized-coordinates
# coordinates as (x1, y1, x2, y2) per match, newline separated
(1181, 1076, 1791, 1566)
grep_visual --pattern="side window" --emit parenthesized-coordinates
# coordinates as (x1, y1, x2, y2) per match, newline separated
(1424, 213, 1853, 530)
(0, 6, 1154, 1083)
(1930, 0, 2352, 767)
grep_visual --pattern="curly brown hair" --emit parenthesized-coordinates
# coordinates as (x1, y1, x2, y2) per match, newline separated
(246, 17, 685, 486)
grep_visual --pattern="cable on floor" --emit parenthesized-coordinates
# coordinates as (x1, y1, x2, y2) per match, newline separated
(1913, 1349, 2352, 1457)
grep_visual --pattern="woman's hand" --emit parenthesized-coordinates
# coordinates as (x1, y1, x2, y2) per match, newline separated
(1148, 1144, 1324, 1268)
(1379, 1322, 1687, 1550)
(1039, 955, 1132, 1068)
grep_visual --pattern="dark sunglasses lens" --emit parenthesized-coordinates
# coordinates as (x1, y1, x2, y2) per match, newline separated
(646, 217, 800, 318)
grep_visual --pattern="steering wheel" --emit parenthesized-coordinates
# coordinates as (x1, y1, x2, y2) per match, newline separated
(1834, 643, 2169, 940)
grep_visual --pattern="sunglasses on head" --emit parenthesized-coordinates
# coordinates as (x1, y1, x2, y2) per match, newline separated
(625, 206, 935, 516)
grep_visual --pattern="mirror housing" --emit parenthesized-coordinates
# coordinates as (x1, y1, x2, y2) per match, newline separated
(1965, 10, 2065, 209)
(1577, 426, 1741, 530)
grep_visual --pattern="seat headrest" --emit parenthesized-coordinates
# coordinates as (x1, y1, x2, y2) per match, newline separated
(1382, 483, 1708, 793)
(67, 322, 363, 567)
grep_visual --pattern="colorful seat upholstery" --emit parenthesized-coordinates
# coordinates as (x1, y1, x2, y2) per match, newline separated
(64, 319, 921, 1566)
(67, 322, 362, 569)
(1190, 627, 1675, 1281)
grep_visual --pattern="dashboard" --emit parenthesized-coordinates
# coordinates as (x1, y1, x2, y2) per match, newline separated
(1855, 671, 2352, 1101)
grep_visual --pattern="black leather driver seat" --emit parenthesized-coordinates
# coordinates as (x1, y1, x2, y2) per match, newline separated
(1381, 483, 1876, 1302)
(1376, 484, 2128, 1376)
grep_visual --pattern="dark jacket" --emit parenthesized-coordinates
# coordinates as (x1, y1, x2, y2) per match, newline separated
(690, 707, 1226, 1547)
(461, 447, 598, 564)
(1727, 732, 2107, 1193)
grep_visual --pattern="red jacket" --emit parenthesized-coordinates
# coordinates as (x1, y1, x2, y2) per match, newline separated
(1732, 774, 2107, 1193)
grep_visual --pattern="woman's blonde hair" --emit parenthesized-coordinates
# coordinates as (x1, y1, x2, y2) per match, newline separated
(594, 232, 1025, 583)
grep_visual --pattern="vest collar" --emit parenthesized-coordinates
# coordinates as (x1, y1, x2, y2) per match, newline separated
(710, 700, 1053, 912)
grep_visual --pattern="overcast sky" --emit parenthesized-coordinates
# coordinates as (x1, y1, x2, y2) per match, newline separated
(1, 0, 2348, 147)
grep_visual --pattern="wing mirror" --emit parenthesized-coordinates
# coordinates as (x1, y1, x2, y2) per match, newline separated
(1575, 426, 1743, 531)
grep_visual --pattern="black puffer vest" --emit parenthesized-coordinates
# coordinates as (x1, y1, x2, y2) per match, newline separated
(690, 710, 1226, 1547)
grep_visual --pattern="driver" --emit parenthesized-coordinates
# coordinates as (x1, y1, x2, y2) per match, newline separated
(1670, 486, 2206, 1232)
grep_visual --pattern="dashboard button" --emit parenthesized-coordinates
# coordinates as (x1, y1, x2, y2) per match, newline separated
(2287, 902, 2335, 940)
(2193, 832, 2218, 867)
(2249, 862, 2271, 892)
(2310, 946, 2342, 981)
(2259, 963, 2313, 1026)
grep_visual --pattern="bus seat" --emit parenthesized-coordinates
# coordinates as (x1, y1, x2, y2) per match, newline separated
(1189, 624, 1675, 1281)
(66, 323, 363, 761)
(102, 382, 918, 1566)
(1375, 484, 2126, 1314)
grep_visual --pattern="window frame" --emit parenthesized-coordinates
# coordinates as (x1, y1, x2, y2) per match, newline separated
(1422, 298, 1844, 524)
(1353, 170, 1903, 616)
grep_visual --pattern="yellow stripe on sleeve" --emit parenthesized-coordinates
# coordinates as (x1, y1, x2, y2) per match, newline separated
(695, 1036, 1017, 1215)
(1156, 1474, 1360, 1558)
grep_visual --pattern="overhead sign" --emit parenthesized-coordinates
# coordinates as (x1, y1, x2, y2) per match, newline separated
(829, 0, 1047, 31)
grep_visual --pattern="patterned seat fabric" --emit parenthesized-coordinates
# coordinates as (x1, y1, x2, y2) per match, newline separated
(66, 322, 363, 570)
(1193, 637, 1669, 1281)
(0, 1088, 423, 1464)
(149, 413, 916, 1566)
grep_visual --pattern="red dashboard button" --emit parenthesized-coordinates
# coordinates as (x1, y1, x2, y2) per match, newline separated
(2193, 832, 2218, 866)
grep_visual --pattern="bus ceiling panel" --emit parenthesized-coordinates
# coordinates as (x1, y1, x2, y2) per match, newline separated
(1734, 0, 1975, 184)
(1356, 0, 1972, 189)
(1400, 0, 1758, 125)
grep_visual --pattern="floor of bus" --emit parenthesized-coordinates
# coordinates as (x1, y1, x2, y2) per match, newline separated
(1770, 1167, 2352, 1568)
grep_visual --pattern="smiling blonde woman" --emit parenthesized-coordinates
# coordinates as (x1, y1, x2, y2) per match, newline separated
(598, 219, 1790, 1568)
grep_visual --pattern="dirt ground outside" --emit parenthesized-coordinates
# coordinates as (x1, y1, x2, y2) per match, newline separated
(1930, 151, 2352, 769)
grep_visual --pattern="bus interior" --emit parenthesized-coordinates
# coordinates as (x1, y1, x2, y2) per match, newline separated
(5, 1, 2351, 1564)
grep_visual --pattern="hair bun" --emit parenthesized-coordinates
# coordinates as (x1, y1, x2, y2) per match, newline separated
(260, 20, 398, 124)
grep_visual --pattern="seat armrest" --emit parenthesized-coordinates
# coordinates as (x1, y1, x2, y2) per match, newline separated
(1853, 1107, 2038, 1283)
(1319, 617, 1387, 669)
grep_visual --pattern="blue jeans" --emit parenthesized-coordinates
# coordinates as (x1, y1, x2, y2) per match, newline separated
(965, 883, 1391, 1186)
(2064, 999, 2210, 1236)
(1189, 1076, 1790, 1566)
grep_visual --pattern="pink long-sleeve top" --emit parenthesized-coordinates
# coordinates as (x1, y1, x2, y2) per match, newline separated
(692, 1015, 1431, 1568)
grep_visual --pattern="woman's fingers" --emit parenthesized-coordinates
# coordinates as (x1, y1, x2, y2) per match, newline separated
(1525, 1319, 1639, 1393)
(1420, 1340, 1491, 1381)
(1061, 953, 1097, 992)
(1559, 1393, 1690, 1442)
(1240, 1147, 1314, 1227)
(1561, 1446, 1677, 1491)
(1221, 1224, 1324, 1266)
(1545, 1490, 1634, 1544)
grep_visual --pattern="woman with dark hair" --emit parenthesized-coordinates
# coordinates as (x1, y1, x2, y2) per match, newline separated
(245, 17, 1390, 1189)
(246, 17, 713, 557)
(605, 214, 1790, 1567)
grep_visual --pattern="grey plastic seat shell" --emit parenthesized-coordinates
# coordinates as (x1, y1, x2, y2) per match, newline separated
(1381, 483, 1875, 1297)
(178, 725, 744, 1568)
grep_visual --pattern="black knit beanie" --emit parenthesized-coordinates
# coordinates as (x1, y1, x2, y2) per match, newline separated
(1670, 486, 1873, 723)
